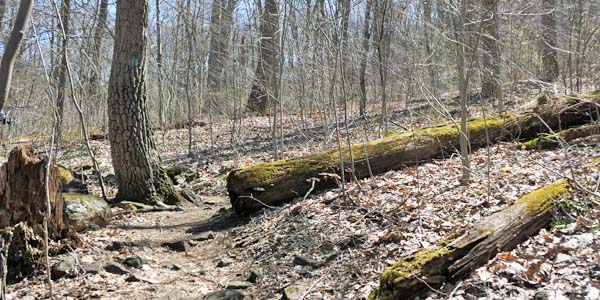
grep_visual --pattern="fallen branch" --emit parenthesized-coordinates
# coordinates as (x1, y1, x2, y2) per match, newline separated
(520, 123, 599, 150)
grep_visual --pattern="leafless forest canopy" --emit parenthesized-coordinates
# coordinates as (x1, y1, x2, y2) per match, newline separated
(0, 0, 598, 142)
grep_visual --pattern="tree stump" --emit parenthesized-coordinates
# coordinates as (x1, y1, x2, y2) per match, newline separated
(0, 145, 64, 239)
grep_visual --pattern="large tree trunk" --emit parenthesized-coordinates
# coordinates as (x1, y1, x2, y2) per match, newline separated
(371, 180, 573, 299)
(228, 93, 600, 213)
(480, 0, 502, 108)
(0, 145, 64, 240)
(0, 0, 33, 112)
(107, 0, 184, 206)
(541, 0, 559, 83)
(247, 0, 280, 114)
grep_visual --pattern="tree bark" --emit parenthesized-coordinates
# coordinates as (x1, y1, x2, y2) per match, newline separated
(247, 0, 280, 114)
(56, 0, 71, 143)
(0, 145, 64, 240)
(227, 93, 600, 213)
(0, 0, 33, 112)
(371, 180, 573, 299)
(358, 0, 372, 117)
(541, 0, 559, 83)
(480, 0, 502, 109)
(107, 0, 185, 206)
(89, 0, 108, 108)
(206, 0, 237, 112)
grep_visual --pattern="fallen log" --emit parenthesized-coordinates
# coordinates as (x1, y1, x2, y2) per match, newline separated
(0, 145, 64, 239)
(228, 93, 600, 213)
(370, 180, 572, 300)
(520, 123, 599, 150)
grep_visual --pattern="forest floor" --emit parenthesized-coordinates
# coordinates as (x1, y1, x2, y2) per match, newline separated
(4, 90, 600, 300)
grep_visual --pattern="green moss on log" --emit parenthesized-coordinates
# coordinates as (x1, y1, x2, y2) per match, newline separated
(521, 124, 599, 150)
(514, 181, 569, 214)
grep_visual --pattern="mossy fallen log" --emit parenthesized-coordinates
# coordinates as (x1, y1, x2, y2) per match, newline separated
(228, 93, 600, 213)
(520, 123, 599, 150)
(370, 181, 571, 300)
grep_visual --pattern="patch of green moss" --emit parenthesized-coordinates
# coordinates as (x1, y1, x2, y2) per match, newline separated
(381, 247, 450, 287)
(514, 181, 569, 214)
(58, 166, 74, 184)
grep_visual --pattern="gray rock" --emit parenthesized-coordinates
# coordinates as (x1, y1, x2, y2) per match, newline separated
(533, 291, 549, 300)
(292, 255, 323, 268)
(124, 255, 144, 268)
(319, 242, 335, 253)
(104, 261, 129, 275)
(192, 232, 215, 242)
(204, 290, 245, 300)
(216, 257, 235, 268)
(83, 261, 105, 274)
(162, 240, 190, 252)
(282, 284, 309, 300)
(181, 188, 201, 203)
(63, 193, 112, 232)
(51, 256, 78, 280)
(107, 240, 126, 251)
(226, 281, 253, 290)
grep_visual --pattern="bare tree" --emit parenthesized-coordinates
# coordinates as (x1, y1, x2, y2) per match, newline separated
(0, 0, 34, 112)
(247, 0, 280, 115)
(480, 0, 502, 110)
(541, 0, 559, 83)
(55, 0, 71, 142)
(90, 0, 108, 110)
(107, 0, 185, 206)
(358, 0, 372, 118)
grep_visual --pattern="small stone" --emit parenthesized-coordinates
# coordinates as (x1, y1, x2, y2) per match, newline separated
(104, 262, 129, 275)
(192, 232, 215, 242)
(83, 262, 105, 275)
(292, 255, 323, 268)
(108, 240, 126, 251)
(162, 240, 190, 252)
(282, 284, 309, 300)
(127, 239, 152, 249)
(181, 188, 201, 203)
(216, 257, 235, 268)
(125, 273, 159, 284)
(226, 281, 253, 290)
(204, 290, 245, 300)
(124, 255, 144, 268)
(339, 234, 367, 249)
(319, 242, 335, 253)
(51, 257, 78, 280)
(533, 291, 549, 300)
(562, 238, 579, 250)
(164, 263, 182, 271)
(246, 271, 259, 283)
(555, 253, 572, 264)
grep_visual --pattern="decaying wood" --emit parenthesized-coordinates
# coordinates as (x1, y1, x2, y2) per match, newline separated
(370, 180, 572, 299)
(521, 123, 599, 150)
(0, 229, 11, 300)
(0, 145, 64, 239)
(228, 93, 600, 213)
